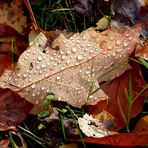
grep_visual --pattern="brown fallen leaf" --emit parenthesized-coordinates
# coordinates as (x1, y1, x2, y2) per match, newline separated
(0, 25, 142, 113)
(0, 88, 33, 131)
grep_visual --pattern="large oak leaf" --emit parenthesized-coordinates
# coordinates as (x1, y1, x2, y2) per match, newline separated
(0, 25, 142, 113)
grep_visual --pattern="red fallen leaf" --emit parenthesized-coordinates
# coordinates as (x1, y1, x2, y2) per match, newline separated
(0, 139, 10, 148)
(89, 61, 147, 129)
(0, 24, 23, 38)
(0, 39, 28, 56)
(0, 54, 13, 75)
(79, 133, 148, 146)
(0, 88, 34, 131)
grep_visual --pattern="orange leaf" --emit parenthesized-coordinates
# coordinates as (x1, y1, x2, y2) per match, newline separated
(0, 88, 33, 131)
(89, 61, 147, 129)
(134, 115, 148, 134)
(80, 133, 148, 146)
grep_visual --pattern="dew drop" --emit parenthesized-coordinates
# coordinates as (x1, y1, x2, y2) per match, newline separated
(128, 36, 132, 40)
(66, 50, 70, 55)
(23, 74, 27, 78)
(107, 45, 112, 50)
(109, 36, 114, 41)
(50, 57, 54, 61)
(77, 55, 84, 60)
(36, 66, 40, 70)
(116, 40, 122, 46)
(60, 50, 64, 55)
(72, 47, 77, 53)
(41, 64, 45, 68)
(37, 56, 43, 61)
(31, 84, 36, 89)
(41, 87, 45, 90)
(56, 76, 60, 80)
(43, 56, 46, 60)
(86, 71, 89, 75)
(89, 50, 93, 54)
(58, 97, 61, 101)
(61, 56, 65, 60)
(89, 95, 93, 99)
(32, 93, 36, 97)
(66, 60, 70, 64)
(84, 48, 89, 51)
(123, 42, 129, 47)
(116, 48, 123, 52)
(24, 56, 28, 60)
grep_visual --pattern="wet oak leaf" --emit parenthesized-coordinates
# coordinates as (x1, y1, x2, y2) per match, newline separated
(0, 88, 33, 131)
(0, 25, 142, 114)
(89, 61, 147, 129)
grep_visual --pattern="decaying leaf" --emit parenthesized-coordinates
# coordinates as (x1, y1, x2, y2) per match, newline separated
(96, 16, 110, 30)
(95, 110, 116, 130)
(0, 88, 33, 131)
(0, 0, 27, 35)
(78, 114, 116, 138)
(0, 25, 142, 113)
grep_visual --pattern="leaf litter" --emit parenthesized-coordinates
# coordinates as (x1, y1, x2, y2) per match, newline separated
(0, 0, 148, 147)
